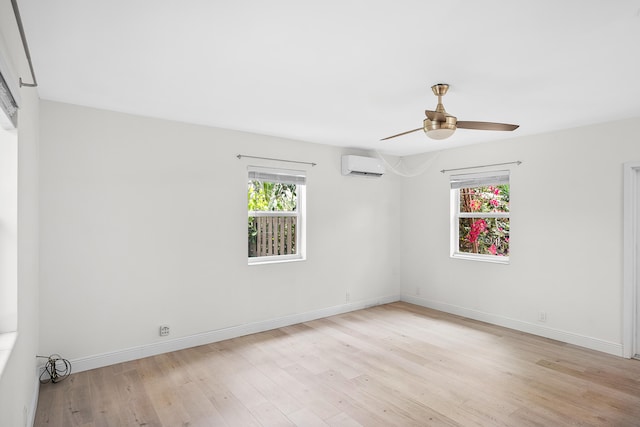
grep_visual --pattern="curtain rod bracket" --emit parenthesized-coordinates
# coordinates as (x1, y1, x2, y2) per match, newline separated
(19, 78, 37, 88)
(441, 160, 522, 174)
(237, 154, 316, 167)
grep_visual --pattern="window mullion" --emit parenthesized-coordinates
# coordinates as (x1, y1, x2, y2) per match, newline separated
(249, 211, 297, 217)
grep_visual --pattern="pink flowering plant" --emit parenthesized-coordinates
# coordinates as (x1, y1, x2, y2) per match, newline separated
(459, 185, 509, 256)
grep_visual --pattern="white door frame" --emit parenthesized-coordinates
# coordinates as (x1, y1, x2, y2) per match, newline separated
(623, 161, 640, 358)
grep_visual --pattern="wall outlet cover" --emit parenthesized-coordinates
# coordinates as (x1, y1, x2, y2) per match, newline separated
(159, 325, 170, 336)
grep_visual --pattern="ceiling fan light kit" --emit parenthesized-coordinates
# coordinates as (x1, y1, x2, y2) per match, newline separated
(382, 83, 519, 142)
(424, 116, 457, 140)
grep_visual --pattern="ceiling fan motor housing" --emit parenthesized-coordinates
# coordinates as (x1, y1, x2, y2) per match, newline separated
(424, 115, 457, 140)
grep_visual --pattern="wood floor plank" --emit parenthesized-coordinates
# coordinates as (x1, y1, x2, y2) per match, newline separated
(324, 411, 363, 427)
(34, 302, 640, 426)
(282, 365, 399, 427)
(192, 371, 262, 426)
(178, 381, 228, 426)
(112, 369, 163, 426)
(33, 379, 65, 426)
(146, 385, 194, 427)
(86, 366, 126, 427)
(285, 407, 330, 427)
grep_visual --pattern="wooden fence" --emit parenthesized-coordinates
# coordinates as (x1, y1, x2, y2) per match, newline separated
(248, 215, 296, 257)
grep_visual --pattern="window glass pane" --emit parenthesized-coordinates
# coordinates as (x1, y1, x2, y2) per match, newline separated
(458, 217, 510, 256)
(247, 179, 298, 258)
(248, 180, 297, 212)
(459, 185, 509, 213)
(248, 215, 297, 258)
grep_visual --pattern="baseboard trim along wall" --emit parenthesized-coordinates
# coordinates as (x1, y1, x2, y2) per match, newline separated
(28, 366, 40, 427)
(401, 295, 623, 357)
(64, 293, 624, 375)
(69, 294, 401, 374)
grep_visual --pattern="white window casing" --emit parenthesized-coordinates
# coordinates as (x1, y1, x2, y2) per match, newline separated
(247, 166, 306, 265)
(450, 170, 510, 264)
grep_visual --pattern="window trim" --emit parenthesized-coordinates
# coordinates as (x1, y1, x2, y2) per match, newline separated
(0, 49, 20, 130)
(247, 167, 306, 265)
(450, 170, 510, 264)
(0, 118, 18, 380)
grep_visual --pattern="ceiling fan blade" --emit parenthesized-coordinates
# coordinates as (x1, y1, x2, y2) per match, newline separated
(425, 110, 446, 121)
(456, 121, 519, 131)
(380, 127, 423, 141)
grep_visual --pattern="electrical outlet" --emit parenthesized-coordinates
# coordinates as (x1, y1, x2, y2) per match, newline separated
(159, 325, 170, 336)
(538, 312, 547, 322)
(346, 292, 351, 303)
(416, 287, 421, 296)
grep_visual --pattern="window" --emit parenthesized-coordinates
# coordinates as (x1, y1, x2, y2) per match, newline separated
(0, 65, 19, 376)
(247, 167, 306, 264)
(450, 171, 510, 263)
(0, 65, 17, 336)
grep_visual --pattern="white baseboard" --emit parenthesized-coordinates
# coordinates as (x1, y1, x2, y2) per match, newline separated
(401, 295, 624, 357)
(71, 294, 401, 374)
(27, 366, 40, 427)
(67, 292, 624, 376)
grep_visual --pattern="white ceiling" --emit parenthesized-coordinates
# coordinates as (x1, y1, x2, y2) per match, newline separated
(17, 0, 640, 156)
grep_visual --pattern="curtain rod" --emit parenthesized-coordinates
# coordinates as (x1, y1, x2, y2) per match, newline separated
(237, 154, 317, 167)
(11, 0, 38, 87)
(440, 160, 522, 174)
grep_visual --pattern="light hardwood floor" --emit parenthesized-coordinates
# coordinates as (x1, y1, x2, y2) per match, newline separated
(34, 302, 640, 426)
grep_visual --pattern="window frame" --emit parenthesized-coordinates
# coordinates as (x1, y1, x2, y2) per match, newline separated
(0, 59, 20, 129)
(247, 167, 306, 265)
(450, 170, 510, 264)
(0, 116, 18, 379)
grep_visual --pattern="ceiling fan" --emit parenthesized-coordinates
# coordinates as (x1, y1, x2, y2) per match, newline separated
(381, 83, 519, 141)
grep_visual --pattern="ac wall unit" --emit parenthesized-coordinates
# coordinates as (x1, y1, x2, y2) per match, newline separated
(341, 155, 385, 177)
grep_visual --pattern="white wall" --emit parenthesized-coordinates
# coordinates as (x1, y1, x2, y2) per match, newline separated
(0, 3, 40, 426)
(38, 101, 401, 365)
(401, 117, 640, 355)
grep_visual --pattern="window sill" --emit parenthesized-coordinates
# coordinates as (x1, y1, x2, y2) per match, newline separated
(0, 332, 17, 382)
(248, 256, 306, 266)
(451, 253, 510, 264)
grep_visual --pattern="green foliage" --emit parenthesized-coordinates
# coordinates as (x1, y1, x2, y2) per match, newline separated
(248, 180, 297, 212)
